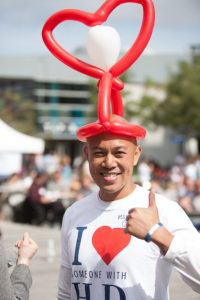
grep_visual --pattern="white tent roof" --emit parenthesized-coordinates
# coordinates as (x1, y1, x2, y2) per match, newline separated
(0, 119, 45, 153)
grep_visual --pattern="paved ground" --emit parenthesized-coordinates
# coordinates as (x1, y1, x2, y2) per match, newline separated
(1, 220, 199, 300)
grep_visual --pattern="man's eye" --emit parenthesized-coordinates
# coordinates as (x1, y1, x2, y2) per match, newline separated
(115, 151, 126, 156)
(93, 152, 104, 156)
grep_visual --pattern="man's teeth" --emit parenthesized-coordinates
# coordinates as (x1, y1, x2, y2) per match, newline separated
(103, 174, 118, 177)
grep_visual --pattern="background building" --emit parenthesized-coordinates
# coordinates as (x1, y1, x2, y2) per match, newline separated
(0, 50, 191, 165)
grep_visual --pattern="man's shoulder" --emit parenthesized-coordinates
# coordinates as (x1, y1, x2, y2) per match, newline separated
(62, 192, 98, 229)
(155, 191, 179, 208)
(66, 191, 97, 213)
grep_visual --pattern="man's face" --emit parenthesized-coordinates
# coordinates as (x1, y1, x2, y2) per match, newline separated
(84, 132, 141, 201)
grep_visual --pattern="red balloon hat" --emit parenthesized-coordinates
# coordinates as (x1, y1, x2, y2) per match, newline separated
(42, 0, 155, 142)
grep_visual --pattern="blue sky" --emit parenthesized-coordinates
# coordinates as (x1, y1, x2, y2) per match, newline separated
(0, 0, 199, 56)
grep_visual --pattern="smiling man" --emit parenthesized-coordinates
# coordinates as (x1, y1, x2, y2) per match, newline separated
(57, 117, 200, 300)
(84, 132, 141, 201)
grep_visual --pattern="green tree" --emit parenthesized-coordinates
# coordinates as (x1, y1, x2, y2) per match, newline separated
(156, 59, 200, 136)
(125, 51, 200, 138)
(0, 90, 37, 135)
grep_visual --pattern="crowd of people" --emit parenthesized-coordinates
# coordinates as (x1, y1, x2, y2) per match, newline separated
(0, 151, 200, 228)
(0, 151, 96, 227)
(137, 154, 200, 215)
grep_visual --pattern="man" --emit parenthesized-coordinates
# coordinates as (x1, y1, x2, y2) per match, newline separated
(58, 118, 200, 300)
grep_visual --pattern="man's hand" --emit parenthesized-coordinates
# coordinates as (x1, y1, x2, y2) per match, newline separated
(125, 190, 159, 239)
(125, 190, 174, 255)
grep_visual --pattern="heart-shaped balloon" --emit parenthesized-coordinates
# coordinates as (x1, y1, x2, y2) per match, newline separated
(42, 0, 154, 142)
(42, 0, 155, 80)
(86, 25, 121, 71)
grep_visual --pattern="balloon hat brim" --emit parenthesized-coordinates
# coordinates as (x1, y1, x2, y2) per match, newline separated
(77, 120, 146, 142)
(42, 0, 155, 142)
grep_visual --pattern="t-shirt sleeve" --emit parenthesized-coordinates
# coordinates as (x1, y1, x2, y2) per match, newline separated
(161, 200, 200, 293)
(57, 265, 71, 300)
(60, 207, 72, 268)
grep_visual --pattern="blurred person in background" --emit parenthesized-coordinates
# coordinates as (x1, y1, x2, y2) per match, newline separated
(47, 169, 72, 209)
(161, 181, 179, 203)
(43, 150, 60, 175)
(72, 155, 83, 172)
(34, 153, 45, 173)
(137, 158, 151, 185)
(178, 176, 196, 214)
(192, 179, 200, 231)
(75, 175, 93, 201)
(0, 173, 31, 222)
(194, 155, 200, 178)
(168, 164, 184, 185)
(47, 169, 68, 192)
(78, 157, 99, 192)
(27, 172, 65, 226)
(0, 232, 38, 300)
(193, 178, 200, 213)
(184, 157, 198, 181)
(149, 178, 164, 195)
(60, 155, 72, 184)
(0, 173, 28, 201)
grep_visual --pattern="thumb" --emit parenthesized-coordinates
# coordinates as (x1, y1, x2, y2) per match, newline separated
(148, 190, 156, 208)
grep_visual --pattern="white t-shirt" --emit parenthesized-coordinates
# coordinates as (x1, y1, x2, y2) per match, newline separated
(59, 185, 200, 300)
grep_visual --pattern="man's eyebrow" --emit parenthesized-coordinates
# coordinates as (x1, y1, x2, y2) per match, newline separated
(91, 146, 104, 150)
(113, 146, 127, 150)
(91, 146, 127, 150)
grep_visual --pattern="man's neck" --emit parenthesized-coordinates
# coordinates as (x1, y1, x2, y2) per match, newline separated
(99, 183, 136, 202)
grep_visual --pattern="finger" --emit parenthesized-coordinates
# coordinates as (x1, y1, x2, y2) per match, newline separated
(29, 238, 38, 249)
(149, 190, 156, 208)
(128, 208, 135, 214)
(124, 227, 129, 234)
(15, 241, 21, 248)
(22, 232, 29, 245)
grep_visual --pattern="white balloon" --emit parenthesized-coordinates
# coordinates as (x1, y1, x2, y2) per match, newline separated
(86, 25, 121, 71)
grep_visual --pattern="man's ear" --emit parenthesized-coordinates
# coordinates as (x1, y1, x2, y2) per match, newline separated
(133, 145, 142, 166)
(83, 145, 89, 160)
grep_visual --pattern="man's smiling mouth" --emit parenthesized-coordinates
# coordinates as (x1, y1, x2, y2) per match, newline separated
(100, 172, 122, 181)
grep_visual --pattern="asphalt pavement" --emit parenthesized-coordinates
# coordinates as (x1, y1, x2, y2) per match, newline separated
(1, 221, 199, 300)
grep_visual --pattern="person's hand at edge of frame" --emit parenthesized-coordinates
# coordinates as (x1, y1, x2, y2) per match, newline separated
(15, 232, 38, 266)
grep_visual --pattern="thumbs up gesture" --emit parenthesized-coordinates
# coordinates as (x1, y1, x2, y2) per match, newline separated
(125, 190, 160, 240)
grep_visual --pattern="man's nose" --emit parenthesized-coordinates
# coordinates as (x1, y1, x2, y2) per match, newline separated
(102, 153, 116, 168)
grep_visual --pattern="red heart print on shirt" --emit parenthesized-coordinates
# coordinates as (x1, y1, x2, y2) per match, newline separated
(92, 226, 131, 265)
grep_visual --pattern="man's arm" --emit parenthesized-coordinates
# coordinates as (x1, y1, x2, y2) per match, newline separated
(164, 232, 200, 293)
(125, 190, 200, 293)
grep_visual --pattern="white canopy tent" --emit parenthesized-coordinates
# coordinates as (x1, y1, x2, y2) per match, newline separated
(0, 119, 45, 176)
(0, 119, 45, 153)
